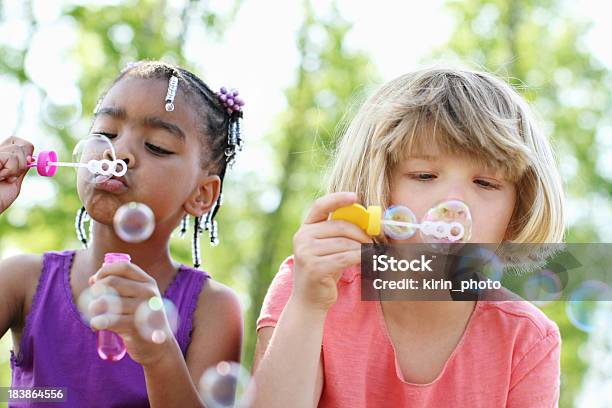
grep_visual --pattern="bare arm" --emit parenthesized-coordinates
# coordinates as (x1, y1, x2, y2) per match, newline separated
(143, 280, 243, 408)
(251, 193, 369, 408)
(253, 318, 324, 408)
(0, 254, 41, 338)
(0, 257, 23, 337)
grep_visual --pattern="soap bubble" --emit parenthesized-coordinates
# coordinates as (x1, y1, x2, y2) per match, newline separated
(382, 205, 417, 240)
(77, 281, 122, 326)
(420, 199, 472, 253)
(41, 93, 82, 129)
(113, 202, 156, 243)
(72, 133, 117, 184)
(420, 199, 472, 242)
(566, 281, 612, 332)
(199, 361, 256, 408)
(523, 269, 563, 307)
(134, 297, 178, 344)
(456, 245, 504, 282)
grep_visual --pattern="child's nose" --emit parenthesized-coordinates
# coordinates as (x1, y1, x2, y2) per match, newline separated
(103, 149, 135, 169)
(116, 152, 135, 168)
(438, 200, 468, 217)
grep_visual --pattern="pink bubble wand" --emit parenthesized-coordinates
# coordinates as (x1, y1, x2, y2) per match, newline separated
(26, 150, 127, 178)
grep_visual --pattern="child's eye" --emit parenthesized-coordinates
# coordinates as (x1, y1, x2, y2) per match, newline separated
(93, 132, 117, 139)
(146, 143, 174, 155)
(474, 179, 500, 190)
(409, 173, 436, 181)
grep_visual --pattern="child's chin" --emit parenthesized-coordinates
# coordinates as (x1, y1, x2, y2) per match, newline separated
(85, 197, 121, 224)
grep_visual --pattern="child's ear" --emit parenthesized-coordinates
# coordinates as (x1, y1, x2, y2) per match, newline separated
(183, 174, 221, 217)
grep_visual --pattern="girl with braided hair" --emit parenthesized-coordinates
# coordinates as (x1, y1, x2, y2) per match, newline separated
(0, 60, 244, 407)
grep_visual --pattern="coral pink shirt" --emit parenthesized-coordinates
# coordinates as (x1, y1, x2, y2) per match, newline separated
(257, 256, 561, 407)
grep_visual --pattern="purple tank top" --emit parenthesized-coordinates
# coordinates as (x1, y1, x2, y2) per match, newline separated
(10, 250, 210, 408)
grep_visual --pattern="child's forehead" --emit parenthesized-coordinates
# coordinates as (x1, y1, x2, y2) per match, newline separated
(97, 77, 199, 135)
(103, 77, 184, 108)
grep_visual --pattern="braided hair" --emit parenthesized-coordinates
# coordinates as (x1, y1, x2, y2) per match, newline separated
(77, 60, 243, 268)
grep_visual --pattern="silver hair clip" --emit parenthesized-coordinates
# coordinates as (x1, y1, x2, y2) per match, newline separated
(165, 75, 179, 112)
(93, 99, 102, 115)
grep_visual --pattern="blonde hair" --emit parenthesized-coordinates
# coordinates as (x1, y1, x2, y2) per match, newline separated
(327, 66, 565, 263)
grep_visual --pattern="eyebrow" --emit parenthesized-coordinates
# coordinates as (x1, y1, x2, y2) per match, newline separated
(95, 106, 127, 120)
(94, 106, 185, 142)
(142, 116, 186, 141)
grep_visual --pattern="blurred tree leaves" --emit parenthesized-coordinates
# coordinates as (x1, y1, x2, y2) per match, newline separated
(240, 1, 377, 365)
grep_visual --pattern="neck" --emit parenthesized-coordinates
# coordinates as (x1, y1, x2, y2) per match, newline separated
(381, 300, 476, 330)
(80, 221, 178, 281)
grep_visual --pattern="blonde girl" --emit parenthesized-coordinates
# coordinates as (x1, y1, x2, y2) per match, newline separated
(252, 67, 564, 407)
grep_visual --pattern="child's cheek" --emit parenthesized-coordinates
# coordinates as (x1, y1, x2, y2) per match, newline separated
(470, 211, 506, 244)
(134, 181, 185, 220)
(76, 173, 93, 206)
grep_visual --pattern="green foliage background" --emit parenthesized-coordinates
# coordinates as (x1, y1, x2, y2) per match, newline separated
(0, 1, 610, 407)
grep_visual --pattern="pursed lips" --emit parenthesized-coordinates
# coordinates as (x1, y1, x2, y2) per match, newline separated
(94, 174, 129, 193)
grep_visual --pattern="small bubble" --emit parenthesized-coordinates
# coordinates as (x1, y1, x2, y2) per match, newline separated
(77, 282, 122, 326)
(523, 269, 562, 307)
(457, 246, 504, 282)
(566, 281, 612, 332)
(199, 361, 256, 408)
(135, 297, 178, 344)
(420, 199, 472, 253)
(41, 94, 82, 129)
(382, 205, 417, 240)
(113, 202, 156, 243)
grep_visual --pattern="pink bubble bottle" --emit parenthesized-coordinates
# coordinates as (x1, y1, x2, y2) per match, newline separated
(97, 253, 130, 362)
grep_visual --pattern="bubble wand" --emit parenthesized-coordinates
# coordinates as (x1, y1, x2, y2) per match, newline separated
(26, 151, 127, 178)
(331, 200, 472, 242)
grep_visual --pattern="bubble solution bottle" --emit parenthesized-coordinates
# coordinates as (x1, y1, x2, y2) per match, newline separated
(97, 252, 131, 362)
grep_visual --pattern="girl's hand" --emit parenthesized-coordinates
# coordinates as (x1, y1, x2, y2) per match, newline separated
(88, 262, 174, 367)
(292, 192, 373, 312)
(0, 137, 34, 214)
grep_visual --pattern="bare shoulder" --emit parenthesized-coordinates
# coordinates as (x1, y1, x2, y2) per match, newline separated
(195, 278, 243, 325)
(185, 277, 243, 375)
(0, 253, 43, 290)
(0, 252, 43, 269)
(0, 253, 43, 327)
